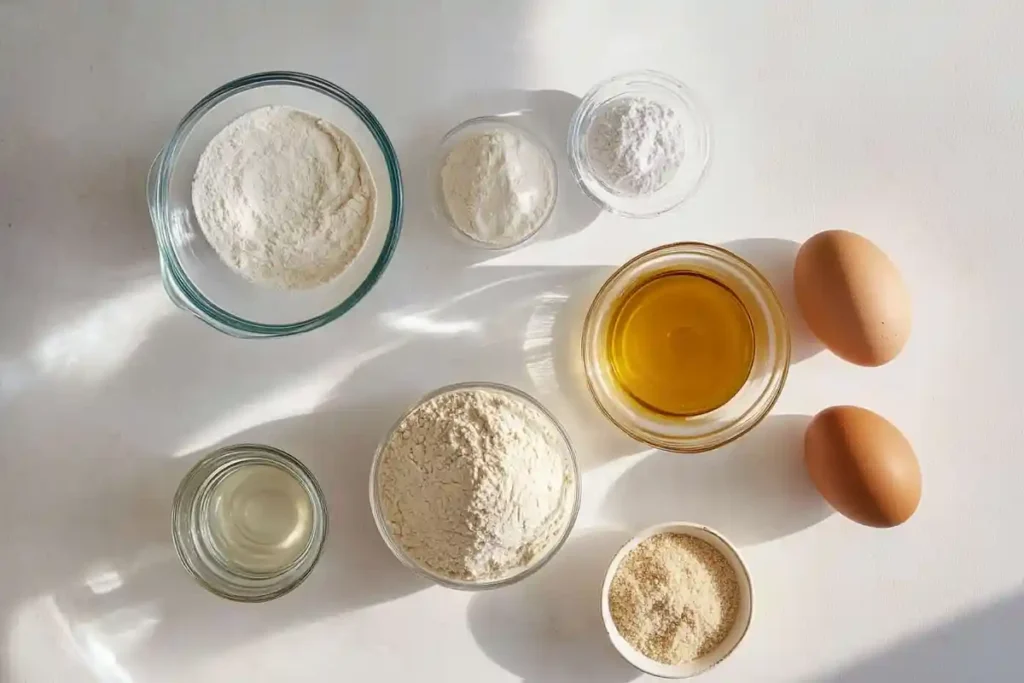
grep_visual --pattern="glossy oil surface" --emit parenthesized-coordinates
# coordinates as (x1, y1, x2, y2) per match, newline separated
(607, 272, 754, 416)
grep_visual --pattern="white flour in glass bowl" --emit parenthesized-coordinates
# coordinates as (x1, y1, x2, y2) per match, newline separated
(191, 105, 377, 290)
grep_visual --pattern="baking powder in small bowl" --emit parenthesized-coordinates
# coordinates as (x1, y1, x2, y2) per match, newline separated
(569, 70, 712, 218)
(437, 118, 557, 249)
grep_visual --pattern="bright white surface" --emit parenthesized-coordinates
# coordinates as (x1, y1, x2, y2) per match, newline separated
(1, 1, 1021, 681)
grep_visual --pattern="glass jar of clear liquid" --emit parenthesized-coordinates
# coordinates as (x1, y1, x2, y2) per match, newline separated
(172, 444, 328, 601)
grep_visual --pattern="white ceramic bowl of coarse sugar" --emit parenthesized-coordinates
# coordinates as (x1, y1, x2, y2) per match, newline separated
(601, 522, 753, 678)
(369, 382, 581, 589)
(569, 70, 712, 218)
(434, 117, 558, 250)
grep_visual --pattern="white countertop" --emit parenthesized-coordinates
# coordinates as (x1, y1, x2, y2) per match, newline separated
(2, 2, 1022, 681)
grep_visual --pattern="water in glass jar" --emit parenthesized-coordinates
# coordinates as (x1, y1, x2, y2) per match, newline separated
(205, 464, 314, 573)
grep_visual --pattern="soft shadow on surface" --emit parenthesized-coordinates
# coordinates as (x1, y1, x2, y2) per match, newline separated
(468, 530, 640, 683)
(37, 407, 430, 676)
(2, 264, 628, 680)
(603, 415, 832, 546)
(0, 124, 167, 354)
(722, 238, 824, 364)
(1, 69, 609, 679)
(816, 594, 1024, 682)
(2, 10, 614, 682)
(521, 265, 651, 468)
(360, 264, 646, 470)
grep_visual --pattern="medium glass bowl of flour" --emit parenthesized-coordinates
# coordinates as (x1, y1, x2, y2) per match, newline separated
(569, 70, 712, 218)
(435, 117, 558, 250)
(370, 382, 581, 589)
(147, 71, 403, 337)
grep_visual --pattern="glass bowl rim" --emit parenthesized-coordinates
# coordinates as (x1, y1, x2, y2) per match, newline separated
(600, 521, 754, 677)
(171, 442, 329, 602)
(581, 242, 791, 453)
(567, 69, 713, 219)
(148, 70, 404, 337)
(434, 115, 559, 251)
(368, 381, 582, 590)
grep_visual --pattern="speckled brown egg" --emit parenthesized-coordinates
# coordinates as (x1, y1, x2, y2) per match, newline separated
(794, 230, 911, 366)
(805, 406, 921, 528)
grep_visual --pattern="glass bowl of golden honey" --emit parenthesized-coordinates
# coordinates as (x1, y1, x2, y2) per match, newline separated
(582, 243, 790, 452)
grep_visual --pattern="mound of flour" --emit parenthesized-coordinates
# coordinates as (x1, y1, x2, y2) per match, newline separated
(191, 105, 376, 290)
(377, 387, 576, 581)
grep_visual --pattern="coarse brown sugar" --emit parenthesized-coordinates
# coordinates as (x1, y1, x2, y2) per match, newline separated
(608, 532, 739, 665)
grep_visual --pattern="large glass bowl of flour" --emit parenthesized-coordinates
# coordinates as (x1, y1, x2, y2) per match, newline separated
(147, 71, 403, 337)
(369, 382, 582, 590)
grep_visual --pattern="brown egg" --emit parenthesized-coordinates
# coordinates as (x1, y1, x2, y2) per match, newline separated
(794, 230, 911, 366)
(805, 406, 921, 527)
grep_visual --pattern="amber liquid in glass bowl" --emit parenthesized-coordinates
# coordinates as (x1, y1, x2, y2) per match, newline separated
(607, 271, 755, 418)
(582, 243, 790, 453)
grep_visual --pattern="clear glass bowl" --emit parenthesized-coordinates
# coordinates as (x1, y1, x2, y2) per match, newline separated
(434, 116, 558, 250)
(147, 71, 403, 338)
(369, 382, 581, 590)
(582, 243, 790, 452)
(172, 444, 328, 602)
(568, 70, 711, 218)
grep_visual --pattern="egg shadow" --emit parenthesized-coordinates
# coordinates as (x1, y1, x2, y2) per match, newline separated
(603, 415, 833, 546)
(467, 529, 640, 683)
(721, 238, 824, 364)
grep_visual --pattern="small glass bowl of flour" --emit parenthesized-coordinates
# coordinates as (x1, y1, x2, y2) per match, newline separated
(370, 382, 581, 589)
(148, 71, 403, 338)
(435, 117, 558, 250)
(569, 70, 712, 218)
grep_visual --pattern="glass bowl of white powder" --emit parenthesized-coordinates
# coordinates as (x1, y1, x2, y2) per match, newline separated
(435, 117, 558, 250)
(568, 71, 711, 218)
(369, 382, 581, 589)
(147, 71, 403, 337)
